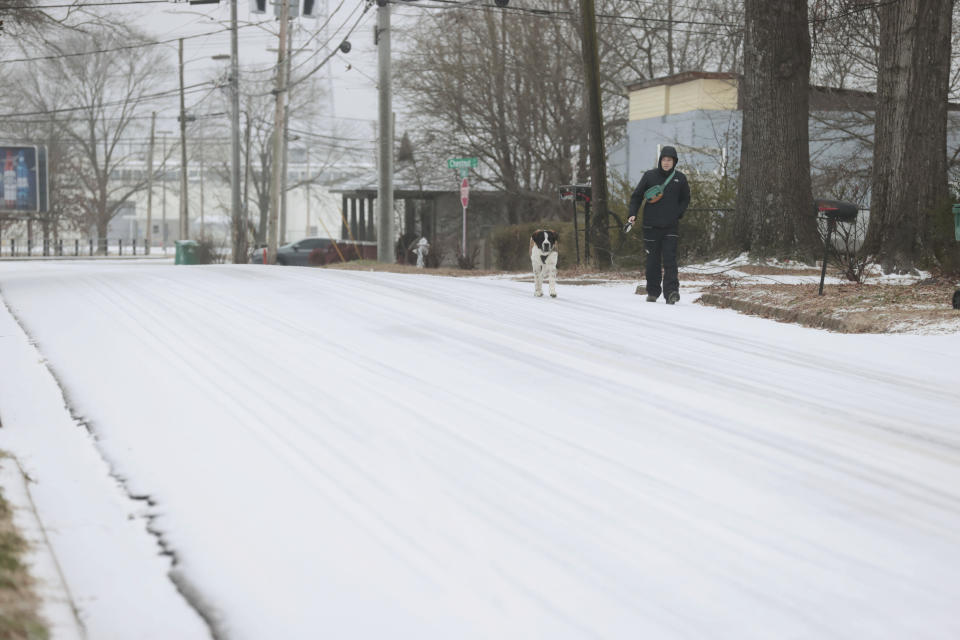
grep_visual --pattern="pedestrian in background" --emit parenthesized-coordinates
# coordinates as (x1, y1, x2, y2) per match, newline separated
(627, 146, 690, 304)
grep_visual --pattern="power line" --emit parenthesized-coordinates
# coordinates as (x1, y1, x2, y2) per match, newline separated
(390, 0, 899, 35)
(0, 22, 266, 64)
(0, 81, 213, 118)
(248, 0, 371, 96)
(389, 0, 742, 28)
(2, 0, 168, 7)
(286, 0, 368, 79)
(286, 125, 375, 144)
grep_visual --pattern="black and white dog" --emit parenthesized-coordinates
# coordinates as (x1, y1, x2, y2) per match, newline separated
(530, 229, 559, 298)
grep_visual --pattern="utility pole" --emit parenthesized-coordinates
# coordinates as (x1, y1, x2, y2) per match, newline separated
(244, 112, 252, 243)
(199, 126, 205, 237)
(267, 0, 289, 263)
(230, 0, 244, 263)
(280, 22, 293, 245)
(578, 0, 610, 267)
(376, 0, 393, 263)
(305, 145, 311, 236)
(162, 134, 167, 248)
(179, 37, 190, 241)
(146, 112, 156, 255)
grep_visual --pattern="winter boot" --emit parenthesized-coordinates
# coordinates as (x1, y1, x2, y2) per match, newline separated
(646, 295, 658, 302)
(666, 291, 680, 305)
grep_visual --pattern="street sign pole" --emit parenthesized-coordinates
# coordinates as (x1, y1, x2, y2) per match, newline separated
(447, 159, 477, 260)
(460, 176, 469, 257)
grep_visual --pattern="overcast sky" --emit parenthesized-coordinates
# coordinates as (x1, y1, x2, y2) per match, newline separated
(87, 0, 387, 137)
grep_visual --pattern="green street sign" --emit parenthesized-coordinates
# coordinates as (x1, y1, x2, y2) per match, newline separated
(447, 157, 478, 169)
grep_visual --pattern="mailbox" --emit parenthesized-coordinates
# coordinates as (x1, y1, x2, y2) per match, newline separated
(814, 199, 858, 223)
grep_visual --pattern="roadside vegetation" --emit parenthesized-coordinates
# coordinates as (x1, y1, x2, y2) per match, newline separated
(0, 461, 48, 640)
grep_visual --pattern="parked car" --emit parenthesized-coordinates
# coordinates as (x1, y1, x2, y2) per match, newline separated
(248, 237, 334, 266)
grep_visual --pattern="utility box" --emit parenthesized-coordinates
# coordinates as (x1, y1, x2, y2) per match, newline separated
(175, 240, 199, 265)
(952, 203, 960, 242)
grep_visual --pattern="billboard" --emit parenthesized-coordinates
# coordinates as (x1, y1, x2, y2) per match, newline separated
(0, 145, 48, 213)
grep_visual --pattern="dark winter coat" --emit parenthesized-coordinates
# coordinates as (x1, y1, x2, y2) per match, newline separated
(628, 146, 691, 228)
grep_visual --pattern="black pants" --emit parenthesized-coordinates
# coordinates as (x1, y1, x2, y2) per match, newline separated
(643, 226, 679, 299)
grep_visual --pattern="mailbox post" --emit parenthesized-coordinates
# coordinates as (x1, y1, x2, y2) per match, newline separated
(814, 199, 858, 296)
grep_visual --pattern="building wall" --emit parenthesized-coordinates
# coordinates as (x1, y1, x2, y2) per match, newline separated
(610, 109, 743, 185)
(628, 78, 738, 121)
(629, 85, 668, 121)
(610, 108, 960, 205)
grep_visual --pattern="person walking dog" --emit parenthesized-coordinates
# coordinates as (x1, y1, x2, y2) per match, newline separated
(627, 146, 690, 304)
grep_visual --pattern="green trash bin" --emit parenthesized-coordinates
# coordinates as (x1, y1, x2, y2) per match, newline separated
(174, 240, 199, 265)
(953, 203, 960, 242)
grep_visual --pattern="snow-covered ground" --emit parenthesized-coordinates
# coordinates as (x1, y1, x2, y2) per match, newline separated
(1, 260, 959, 639)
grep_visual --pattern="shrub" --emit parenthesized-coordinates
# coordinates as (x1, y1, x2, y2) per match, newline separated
(194, 237, 227, 264)
(456, 246, 480, 270)
(425, 244, 445, 268)
(607, 168, 738, 267)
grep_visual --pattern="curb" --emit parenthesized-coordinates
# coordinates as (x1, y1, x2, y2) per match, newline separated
(696, 292, 881, 333)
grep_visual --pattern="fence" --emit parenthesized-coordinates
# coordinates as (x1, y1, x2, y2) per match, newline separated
(0, 238, 173, 258)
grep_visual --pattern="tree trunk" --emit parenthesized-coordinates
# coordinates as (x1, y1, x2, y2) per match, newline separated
(735, 0, 816, 257)
(866, 0, 952, 273)
(96, 217, 108, 256)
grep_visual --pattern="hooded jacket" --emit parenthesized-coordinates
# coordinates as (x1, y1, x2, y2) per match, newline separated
(628, 146, 691, 228)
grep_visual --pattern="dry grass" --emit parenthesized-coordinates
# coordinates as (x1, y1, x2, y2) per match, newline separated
(320, 261, 507, 278)
(0, 465, 48, 640)
(697, 278, 960, 334)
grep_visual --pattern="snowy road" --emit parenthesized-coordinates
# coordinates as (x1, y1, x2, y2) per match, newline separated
(1, 260, 959, 639)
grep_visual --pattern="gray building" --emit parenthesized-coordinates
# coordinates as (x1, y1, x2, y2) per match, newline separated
(609, 71, 960, 203)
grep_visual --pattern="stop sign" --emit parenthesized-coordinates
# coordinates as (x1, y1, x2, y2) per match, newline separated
(460, 178, 469, 208)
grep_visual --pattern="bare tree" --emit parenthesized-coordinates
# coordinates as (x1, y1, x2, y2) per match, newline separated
(866, 0, 953, 273)
(396, 4, 588, 224)
(599, 0, 744, 86)
(9, 24, 172, 252)
(394, 0, 745, 216)
(734, 0, 816, 257)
